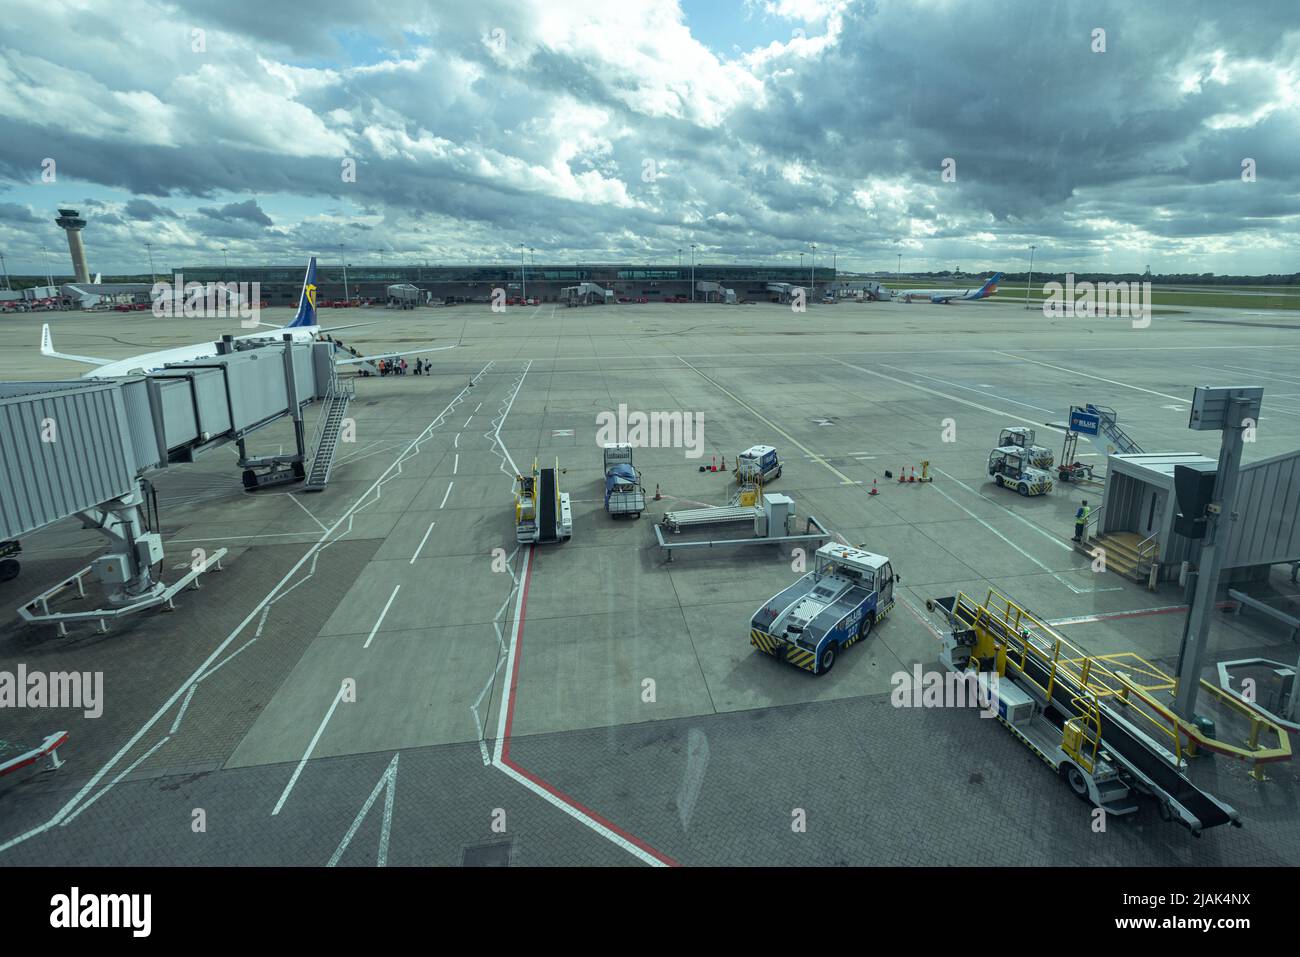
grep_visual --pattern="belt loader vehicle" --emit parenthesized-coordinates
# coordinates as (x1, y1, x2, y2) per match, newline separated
(750, 543, 897, 674)
(515, 458, 573, 544)
(736, 445, 782, 485)
(603, 443, 646, 519)
(922, 589, 1293, 832)
(996, 427, 1054, 469)
(988, 447, 1053, 496)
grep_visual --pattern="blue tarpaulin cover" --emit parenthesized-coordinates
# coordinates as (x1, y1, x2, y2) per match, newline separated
(605, 464, 638, 506)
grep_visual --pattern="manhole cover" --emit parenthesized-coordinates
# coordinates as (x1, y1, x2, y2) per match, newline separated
(461, 841, 513, 867)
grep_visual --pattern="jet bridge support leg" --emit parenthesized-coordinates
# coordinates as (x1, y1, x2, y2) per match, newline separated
(239, 334, 310, 490)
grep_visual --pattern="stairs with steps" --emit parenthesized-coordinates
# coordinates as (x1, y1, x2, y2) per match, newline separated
(1086, 403, 1143, 455)
(303, 378, 355, 492)
(1075, 530, 1157, 583)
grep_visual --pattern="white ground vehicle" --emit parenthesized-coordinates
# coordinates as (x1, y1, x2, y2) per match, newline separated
(997, 427, 1054, 469)
(736, 445, 782, 484)
(988, 448, 1054, 496)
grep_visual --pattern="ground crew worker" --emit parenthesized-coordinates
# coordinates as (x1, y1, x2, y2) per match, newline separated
(1073, 500, 1090, 543)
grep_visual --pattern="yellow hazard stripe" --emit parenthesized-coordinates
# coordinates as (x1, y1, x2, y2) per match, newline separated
(751, 630, 777, 654)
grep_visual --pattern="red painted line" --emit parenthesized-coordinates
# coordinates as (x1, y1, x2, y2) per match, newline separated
(499, 547, 680, 867)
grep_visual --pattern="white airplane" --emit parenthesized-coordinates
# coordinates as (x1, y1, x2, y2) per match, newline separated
(896, 272, 1003, 304)
(41, 256, 456, 378)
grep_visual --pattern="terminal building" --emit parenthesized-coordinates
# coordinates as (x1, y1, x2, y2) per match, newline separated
(174, 262, 840, 306)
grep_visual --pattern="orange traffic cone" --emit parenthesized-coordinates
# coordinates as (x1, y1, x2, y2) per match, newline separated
(869, 480, 879, 496)
(721, 456, 726, 470)
(898, 466, 907, 484)
(908, 466, 917, 483)
(654, 484, 662, 501)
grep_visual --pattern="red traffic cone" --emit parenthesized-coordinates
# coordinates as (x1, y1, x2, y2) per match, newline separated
(908, 466, 917, 483)
(869, 480, 879, 496)
(721, 456, 726, 470)
(654, 484, 662, 501)
(710, 455, 717, 473)
(898, 466, 907, 484)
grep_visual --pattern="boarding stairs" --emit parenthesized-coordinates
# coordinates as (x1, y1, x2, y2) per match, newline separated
(303, 376, 355, 492)
(1086, 404, 1143, 454)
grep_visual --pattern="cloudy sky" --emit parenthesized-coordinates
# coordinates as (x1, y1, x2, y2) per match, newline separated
(1, 0, 1298, 277)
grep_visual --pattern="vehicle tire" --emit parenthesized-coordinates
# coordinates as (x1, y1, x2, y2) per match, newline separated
(1018, 483, 1029, 496)
(1063, 765, 1090, 802)
(632, 512, 640, 519)
(818, 644, 836, 674)
(0, 559, 19, 583)
(857, 613, 873, 644)
(994, 475, 1004, 488)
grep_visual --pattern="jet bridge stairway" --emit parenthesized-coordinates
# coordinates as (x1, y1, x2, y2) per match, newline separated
(303, 376, 355, 492)
(929, 590, 1291, 833)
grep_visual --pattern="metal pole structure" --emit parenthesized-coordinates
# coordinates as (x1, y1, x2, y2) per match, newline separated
(222, 246, 229, 271)
(41, 245, 53, 289)
(1174, 390, 1260, 719)
(520, 243, 527, 301)
(144, 242, 155, 284)
(340, 245, 350, 302)
(690, 243, 697, 302)
(1024, 244, 1037, 310)
(897, 252, 901, 280)
(0, 250, 9, 290)
(809, 242, 816, 299)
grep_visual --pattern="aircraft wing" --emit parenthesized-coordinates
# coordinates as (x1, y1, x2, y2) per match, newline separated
(317, 320, 383, 334)
(334, 343, 458, 366)
(40, 324, 112, 366)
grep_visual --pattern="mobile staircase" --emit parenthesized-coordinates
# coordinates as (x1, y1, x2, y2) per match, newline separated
(303, 375, 356, 492)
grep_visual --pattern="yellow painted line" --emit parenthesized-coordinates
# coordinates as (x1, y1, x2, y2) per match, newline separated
(677, 355, 859, 485)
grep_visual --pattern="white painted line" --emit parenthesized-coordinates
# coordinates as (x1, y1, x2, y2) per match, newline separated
(927, 483, 1102, 595)
(439, 482, 454, 509)
(463, 416, 473, 428)
(288, 493, 328, 532)
(169, 687, 197, 735)
(879, 363, 1056, 414)
(999, 351, 1185, 403)
(474, 402, 482, 413)
(364, 585, 401, 649)
(410, 522, 436, 564)
(61, 736, 171, 826)
(0, 362, 495, 858)
(273, 686, 345, 815)
(453, 453, 459, 474)
(933, 468, 1073, 553)
(454, 432, 459, 449)
(328, 753, 399, 867)
(826, 355, 1059, 433)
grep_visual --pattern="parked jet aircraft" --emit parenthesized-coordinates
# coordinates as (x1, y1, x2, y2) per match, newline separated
(40, 257, 456, 378)
(896, 272, 1003, 303)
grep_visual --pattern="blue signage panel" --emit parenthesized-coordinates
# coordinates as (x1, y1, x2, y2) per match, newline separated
(1070, 407, 1101, 436)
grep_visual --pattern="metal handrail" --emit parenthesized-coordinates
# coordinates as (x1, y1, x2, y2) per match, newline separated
(1085, 504, 1104, 530)
(1136, 531, 1160, 560)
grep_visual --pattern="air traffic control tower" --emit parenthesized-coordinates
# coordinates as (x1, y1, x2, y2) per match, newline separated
(55, 207, 90, 283)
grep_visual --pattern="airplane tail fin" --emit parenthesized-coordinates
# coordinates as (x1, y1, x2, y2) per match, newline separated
(285, 256, 318, 328)
(978, 272, 1003, 296)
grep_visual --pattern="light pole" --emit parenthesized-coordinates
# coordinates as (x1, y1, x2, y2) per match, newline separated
(0, 250, 10, 290)
(519, 242, 527, 301)
(678, 248, 682, 268)
(144, 241, 156, 284)
(39, 246, 53, 289)
(690, 243, 697, 302)
(378, 248, 384, 273)
(340, 244, 349, 301)
(809, 242, 816, 298)
(1024, 244, 1037, 310)
(221, 246, 229, 271)
(897, 252, 902, 280)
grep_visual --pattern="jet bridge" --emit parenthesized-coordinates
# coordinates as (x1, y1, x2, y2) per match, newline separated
(0, 338, 334, 632)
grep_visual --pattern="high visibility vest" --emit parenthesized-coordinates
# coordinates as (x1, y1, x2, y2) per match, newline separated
(1075, 506, 1090, 524)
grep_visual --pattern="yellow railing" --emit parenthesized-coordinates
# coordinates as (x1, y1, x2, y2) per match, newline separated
(953, 588, 1291, 771)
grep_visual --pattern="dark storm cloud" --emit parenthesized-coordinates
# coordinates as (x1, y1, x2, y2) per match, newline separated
(124, 198, 179, 220)
(0, 202, 39, 223)
(1, 0, 1298, 272)
(197, 199, 274, 226)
